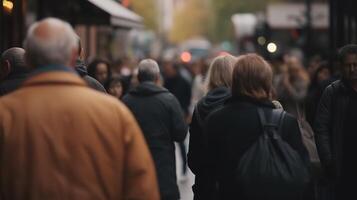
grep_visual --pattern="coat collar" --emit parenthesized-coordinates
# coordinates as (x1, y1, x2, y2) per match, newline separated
(22, 65, 86, 88)
(226, 95, 275, 109)
(129, 81, 168, 96)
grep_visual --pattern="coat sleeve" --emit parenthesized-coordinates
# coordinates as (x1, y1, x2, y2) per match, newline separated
(180, 80, 193, 116)
(120, 106, 160, 200)
(188, 108, 204, 175)
(169, 95, 188, 142)
(204, 113, 220, 199)
(313, 86, 333, 168)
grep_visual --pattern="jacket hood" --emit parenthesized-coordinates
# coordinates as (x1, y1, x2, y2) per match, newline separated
(197, 86, 231, 116)
(129, 82, 169, 96)
(75, 59, 88, 77)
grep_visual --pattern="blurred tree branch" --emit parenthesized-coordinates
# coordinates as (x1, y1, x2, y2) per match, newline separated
(211, 0, 282, 42)
(169, 0, 212, 43)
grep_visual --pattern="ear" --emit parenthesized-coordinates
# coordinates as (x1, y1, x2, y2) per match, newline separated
(155, 74, 162, 86)
(79, 47, 85, 60)
(68, 47, 79, 68)
(0, 60, 11, 80)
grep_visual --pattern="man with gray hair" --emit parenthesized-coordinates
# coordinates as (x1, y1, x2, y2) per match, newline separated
(0, 47, 29, 96)
(123, 59, 188, 200)
(0, 18, 159, 200)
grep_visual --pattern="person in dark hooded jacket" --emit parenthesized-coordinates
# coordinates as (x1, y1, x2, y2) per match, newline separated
(188, 55, 236, 200)
(0, 47, 30, 96)
(123, 59, 188, 200)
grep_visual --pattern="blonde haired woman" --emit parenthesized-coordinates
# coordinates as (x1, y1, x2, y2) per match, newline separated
(188, 54, 236, 200)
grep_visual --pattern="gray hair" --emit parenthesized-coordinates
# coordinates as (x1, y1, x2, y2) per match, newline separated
(137, 59, 160, 82)
(1, 47, 27, 75)
(23, 17, 78, 68)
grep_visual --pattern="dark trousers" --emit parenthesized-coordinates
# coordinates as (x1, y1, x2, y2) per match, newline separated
(179, 141, 187, 174)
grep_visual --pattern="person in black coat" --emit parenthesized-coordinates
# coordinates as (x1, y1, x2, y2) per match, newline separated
(162, 61, 192, 176)
(162, 61, 192, 116)
(123, 59, 188, 200)
(314, 44, 357, 199)
(0, 47, 30, 96)
(188, 55, 236, 200)
(305, 61, 333, 125)
(205, 54, 309, 200)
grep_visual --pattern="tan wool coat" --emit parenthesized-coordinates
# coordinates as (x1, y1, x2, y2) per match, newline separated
(0, 71, 159, 200)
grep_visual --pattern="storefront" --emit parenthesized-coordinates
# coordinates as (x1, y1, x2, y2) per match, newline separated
(37, 0, 143, 61)
(329, 0, 357, 57)
(1, 0, 26, 52)
(1, 0, 142, 59)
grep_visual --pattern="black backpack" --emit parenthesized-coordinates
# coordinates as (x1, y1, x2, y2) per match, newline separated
(235, 108, 310, 199)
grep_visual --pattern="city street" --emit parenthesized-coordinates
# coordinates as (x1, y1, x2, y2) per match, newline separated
(1, 0, 356, 200)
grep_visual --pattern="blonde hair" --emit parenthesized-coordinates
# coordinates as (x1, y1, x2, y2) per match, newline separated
(286, 56, 310, 83)
(232, 54, 273, 100)
(205, 55, 236, 92)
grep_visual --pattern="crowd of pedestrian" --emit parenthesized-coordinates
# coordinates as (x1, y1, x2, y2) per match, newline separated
(1, 17, 356, 200)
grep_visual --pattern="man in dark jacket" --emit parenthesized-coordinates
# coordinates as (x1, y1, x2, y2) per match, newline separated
(123, 59, 188, 200)
(314, 44, 357, 199)
(0, 47, 29, 96)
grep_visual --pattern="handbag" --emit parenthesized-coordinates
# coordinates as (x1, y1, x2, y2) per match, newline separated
(296, 104, 321, 173)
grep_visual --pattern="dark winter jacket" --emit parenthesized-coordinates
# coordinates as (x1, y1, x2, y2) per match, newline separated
(306, 77, 336, 125)
(0, 58, 29, 96)
(205, 95, 309, 200)
(188, 86, 231, 199)
(123, 82, 188, 200)
(75, 60, 106, 93)
(314, 80, 351, 181)
(0, 73, 28, 96)
(164, 74, 192, 115)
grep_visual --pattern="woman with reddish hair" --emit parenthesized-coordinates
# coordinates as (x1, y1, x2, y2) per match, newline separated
(205, 54, 309, 200)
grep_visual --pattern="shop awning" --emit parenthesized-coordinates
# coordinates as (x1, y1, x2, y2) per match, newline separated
(87, 0, 143, 29)
(37, 0, 143, 29)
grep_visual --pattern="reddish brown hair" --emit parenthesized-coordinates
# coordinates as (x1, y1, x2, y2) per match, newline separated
(232, 54, 273, 100)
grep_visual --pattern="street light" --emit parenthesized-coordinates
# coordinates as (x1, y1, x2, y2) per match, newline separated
(181, 51, 192, 63)
(257, 36, 266, 46)
(3, 0, 13, 13)
(267, 42, 277, 53)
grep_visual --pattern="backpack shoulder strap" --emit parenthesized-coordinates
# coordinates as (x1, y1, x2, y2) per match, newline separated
(272, 109, 286, 136)
(257, 108, 285, 136)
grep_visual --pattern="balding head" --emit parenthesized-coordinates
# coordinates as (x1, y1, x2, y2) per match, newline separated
(137, 59, 160, 83)
(1, 47, 27, 80)
(23, 18, 78, 68)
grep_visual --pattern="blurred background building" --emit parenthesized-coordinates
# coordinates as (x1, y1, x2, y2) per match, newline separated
(1, 0, 357, 63)
(1, 0, 143, 61)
